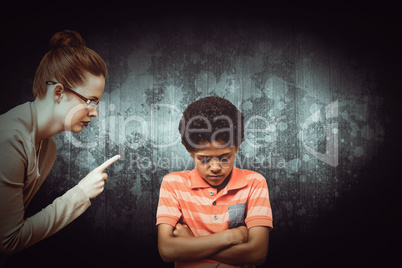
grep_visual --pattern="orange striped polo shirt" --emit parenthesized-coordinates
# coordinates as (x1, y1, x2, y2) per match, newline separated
(156, 167, 273, 267)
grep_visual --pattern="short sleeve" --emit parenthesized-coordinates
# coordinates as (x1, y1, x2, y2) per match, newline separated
(244, 175, 273, 230)
(156, 177, 182, 227)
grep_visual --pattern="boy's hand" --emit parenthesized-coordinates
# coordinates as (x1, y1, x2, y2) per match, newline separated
(228, 225, 248, 245)
(173, 223, 194, 237)
(78, 155, 120, 199)
(173, 223, 248, 245)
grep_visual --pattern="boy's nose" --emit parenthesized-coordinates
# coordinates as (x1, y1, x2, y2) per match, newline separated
(209, 159, 221, 171)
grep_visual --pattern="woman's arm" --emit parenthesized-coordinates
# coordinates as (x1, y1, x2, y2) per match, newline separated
(157, 223, 248, 263)
(0, 136, 91, 254)
(0, 136, 118, 254)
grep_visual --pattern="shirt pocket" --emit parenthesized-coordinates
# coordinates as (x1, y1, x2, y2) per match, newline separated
(228, 202, 246, 229)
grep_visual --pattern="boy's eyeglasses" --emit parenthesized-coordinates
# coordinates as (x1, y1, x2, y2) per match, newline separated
(45, 81, 99, 109)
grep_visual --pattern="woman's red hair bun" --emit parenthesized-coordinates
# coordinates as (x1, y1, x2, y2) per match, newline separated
(49, 30, 86, 49)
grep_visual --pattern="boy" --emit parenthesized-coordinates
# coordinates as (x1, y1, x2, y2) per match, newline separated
(156, 97, 273, 267)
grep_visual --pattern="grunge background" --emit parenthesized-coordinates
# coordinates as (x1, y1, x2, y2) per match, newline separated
(1, 6, 401, 267)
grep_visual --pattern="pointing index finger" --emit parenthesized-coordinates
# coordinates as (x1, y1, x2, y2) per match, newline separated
(98, 155, 121, 172)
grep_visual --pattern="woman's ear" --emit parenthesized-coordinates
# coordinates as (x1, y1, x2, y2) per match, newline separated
(53, 84, 64, 103)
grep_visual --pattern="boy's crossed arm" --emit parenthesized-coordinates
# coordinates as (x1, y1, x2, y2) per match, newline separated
(157, 223, 247, 263)
(209, 225, 269, 265)
(157, 222, 269, 265)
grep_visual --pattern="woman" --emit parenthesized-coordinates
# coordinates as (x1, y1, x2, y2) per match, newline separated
(0, 30, 120, 263)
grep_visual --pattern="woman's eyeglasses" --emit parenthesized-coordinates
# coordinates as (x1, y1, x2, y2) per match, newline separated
(45, 81, 99, 109)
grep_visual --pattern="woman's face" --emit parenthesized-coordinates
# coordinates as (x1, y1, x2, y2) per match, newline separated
(61, 74, 105, 133)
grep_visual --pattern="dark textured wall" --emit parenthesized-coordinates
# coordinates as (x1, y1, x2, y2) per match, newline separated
(1, 8, 401, 268)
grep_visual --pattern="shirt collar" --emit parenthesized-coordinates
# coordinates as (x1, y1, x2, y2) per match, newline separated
(190, 167, 247, 190)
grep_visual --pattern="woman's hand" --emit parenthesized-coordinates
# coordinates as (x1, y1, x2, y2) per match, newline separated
(78, 155, 120, 199)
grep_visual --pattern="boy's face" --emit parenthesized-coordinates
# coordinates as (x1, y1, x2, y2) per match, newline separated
(190, 140, 239, 187)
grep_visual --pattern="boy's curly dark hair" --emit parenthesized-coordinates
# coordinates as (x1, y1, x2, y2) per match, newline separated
(179, 96, 244, 152)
